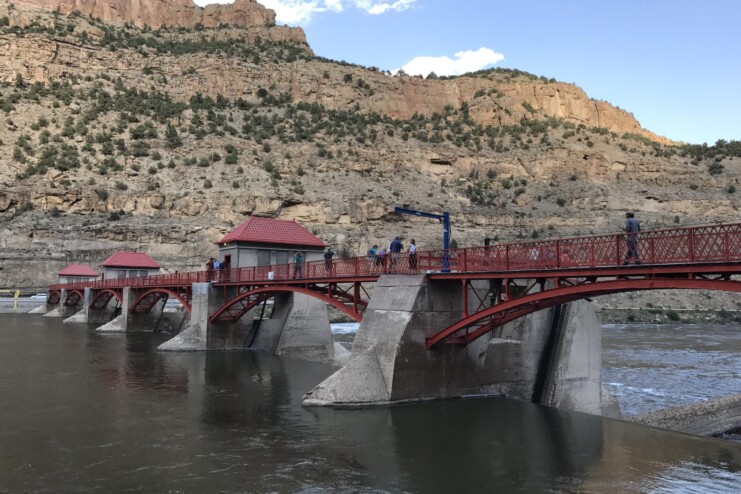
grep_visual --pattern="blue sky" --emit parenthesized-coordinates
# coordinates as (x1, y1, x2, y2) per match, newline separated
(196, 1, 741, 145)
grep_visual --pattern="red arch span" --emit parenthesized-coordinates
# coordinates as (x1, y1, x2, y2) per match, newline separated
(64, 289, 85, 307)
(210, 286, 365, 323)
(91, 289, 124, 309)
(48, 290, 61, 305)
(427, 277, 741, 348)
(130, 288, 192, 314)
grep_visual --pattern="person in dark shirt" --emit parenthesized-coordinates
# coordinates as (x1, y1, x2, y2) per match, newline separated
(324, 245, 335, 275)
(623, 211, 641, 265)
(389, 236, 403, 272)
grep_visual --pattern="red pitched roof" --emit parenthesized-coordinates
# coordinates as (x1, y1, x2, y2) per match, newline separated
(217, 217, 325, 247)
(58, 263, 98, 277)
(100, 251, 160, 269)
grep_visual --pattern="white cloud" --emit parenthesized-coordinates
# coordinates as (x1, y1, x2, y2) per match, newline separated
(398, 47, 505, 77)
(352, 0, 416, 15)
(193, 1, 414, 25)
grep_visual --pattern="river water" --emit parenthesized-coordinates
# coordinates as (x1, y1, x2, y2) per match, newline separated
(0, 313, 739, 493)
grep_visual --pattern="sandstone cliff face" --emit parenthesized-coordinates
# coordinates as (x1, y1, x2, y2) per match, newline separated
(15, 0, 280, 29)
(0, 3, 737, 293)
(0, 32, 660, 144)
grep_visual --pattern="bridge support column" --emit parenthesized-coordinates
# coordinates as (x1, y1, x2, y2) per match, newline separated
(250, 292, 334, 363)
(158, 284, 334, 362)
(86, 288, 118, 325)
(304, 275, 618, 417)
(63, 288, 93, 324)
(158, 283, 255, 351)
(43, 289, 78, 318)
(95, 287, 136, 332)
(29, 298, 51, 314)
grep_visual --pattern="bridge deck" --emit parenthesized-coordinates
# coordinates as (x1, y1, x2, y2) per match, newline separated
(50, 222, 741, 291)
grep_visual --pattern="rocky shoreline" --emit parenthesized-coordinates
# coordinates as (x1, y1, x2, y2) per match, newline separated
(630, 394, 741, 440)
(599, 308, 741, 325)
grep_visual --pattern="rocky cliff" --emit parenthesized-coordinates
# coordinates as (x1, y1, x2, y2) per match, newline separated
(15, 0, 280, 29)
(0, 1, 738, 294)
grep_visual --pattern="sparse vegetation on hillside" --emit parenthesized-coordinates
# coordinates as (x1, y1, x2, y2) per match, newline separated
(0, 6, 739, 263)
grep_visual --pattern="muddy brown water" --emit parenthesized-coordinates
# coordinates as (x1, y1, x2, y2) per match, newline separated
(0, 314, 739, 493)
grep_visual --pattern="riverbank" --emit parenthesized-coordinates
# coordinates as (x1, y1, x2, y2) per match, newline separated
(599, 308, 741, 324)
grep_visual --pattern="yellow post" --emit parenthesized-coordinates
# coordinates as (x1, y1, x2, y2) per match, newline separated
(13, 289, 20, 311)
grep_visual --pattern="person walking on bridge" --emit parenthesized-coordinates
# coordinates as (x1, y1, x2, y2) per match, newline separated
(293, 251, 304, 278)
(623, 211, 641, 265)
(408, 239, 418, 270)
(324, 245, 335, 276)
(206, 257, 215, 281)
(389, 236, 403, 272)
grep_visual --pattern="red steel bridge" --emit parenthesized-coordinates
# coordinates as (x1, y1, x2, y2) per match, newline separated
(49, 222, 741, 348)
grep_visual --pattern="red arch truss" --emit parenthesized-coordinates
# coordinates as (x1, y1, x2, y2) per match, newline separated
(130, 288, 192, 314)
(64, 289, 85, 307)
(91, 289, 124, 309)
(427, 277, 741, 348)
(48, 290, 61, 305)
(210, 284, 368, 323)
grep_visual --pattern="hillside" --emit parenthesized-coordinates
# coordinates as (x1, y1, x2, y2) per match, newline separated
(1, 0, 740, 289)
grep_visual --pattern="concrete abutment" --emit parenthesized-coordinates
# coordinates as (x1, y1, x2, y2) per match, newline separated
(304, 275, 618, 418)
(43, 289, 80, 319)
(158, 284, 335, 363)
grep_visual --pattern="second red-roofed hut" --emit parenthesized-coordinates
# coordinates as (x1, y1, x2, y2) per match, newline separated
(100, 251, 161, 280)
(58, 263, 99, 284)
(216, 216, 325, 269)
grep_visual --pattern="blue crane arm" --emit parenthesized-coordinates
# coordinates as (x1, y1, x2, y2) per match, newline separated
(392, 207, 444, 221)
(392, 207, 451, 253)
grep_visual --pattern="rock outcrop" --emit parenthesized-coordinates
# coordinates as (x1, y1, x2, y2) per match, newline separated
(0, 2, 738, 293)
(16, 0, 279, 29)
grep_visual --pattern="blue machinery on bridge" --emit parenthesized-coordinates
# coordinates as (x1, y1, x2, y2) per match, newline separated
(392, 206, 451, 272)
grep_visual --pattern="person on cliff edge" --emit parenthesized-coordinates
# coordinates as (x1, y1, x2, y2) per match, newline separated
(622, 211, 641, 265)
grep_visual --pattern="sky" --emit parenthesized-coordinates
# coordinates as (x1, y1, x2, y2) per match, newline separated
(194, 0, 741, 145)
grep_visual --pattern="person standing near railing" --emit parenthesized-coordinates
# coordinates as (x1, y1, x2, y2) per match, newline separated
(377, 247, 387, 272)
(623, 211, 641, 265)
(206, 258, 215, 281)
(408, 239, 418, 270)
(324, 245, 335, 276)
(367, 244, 378, 271)
(389, 236, 403, 272)
(293, 251, 304, 278)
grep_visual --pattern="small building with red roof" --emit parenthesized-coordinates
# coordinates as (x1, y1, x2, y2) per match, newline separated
(100, 251, 161, 280)
(216, 216, 325, 268)
(58, 263, 99, 284)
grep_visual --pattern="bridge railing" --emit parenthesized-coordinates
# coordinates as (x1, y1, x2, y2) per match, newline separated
(48, 222, 741, 291)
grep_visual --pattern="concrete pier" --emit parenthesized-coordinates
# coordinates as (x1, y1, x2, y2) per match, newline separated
(158, 284, 335, 362)
(63, 288, 93, 324)
(28, 303, 51, 314)
(95, 287, 132, 333)
(304, 275, 617, 417)
(43, 289, 80, 319)
(251, 292, 335, 362)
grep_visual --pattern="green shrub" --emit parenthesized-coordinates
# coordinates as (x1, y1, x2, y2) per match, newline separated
(114, 181, 128, 191)
(666, 310, 680, 321)
(708, 162, 724, 175)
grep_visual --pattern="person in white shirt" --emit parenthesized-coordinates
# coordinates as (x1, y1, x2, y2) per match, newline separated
(408, 239, 418, 270)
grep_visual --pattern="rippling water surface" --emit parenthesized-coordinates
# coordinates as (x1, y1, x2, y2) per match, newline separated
(602, 323, 741, 415)
(0, 314, 739, 493)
